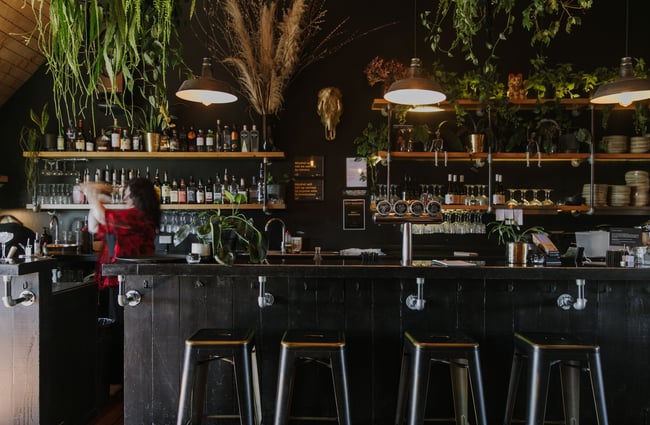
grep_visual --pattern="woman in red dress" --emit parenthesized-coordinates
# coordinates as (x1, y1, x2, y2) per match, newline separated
(83, 177, 160, 289)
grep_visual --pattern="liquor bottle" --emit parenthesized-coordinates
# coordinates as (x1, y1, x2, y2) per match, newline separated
(178, 178, 188, 203)
(57, 134, 65, 151)
(132, 130, 141, 152)
(153, 168, 162, 202)
(230, 124, 240, 152)
(170, 178, 179, 204)
(196, 178, 205, 204)
(250, 124, 260, 152)
(75, 119, 86, 152)
(458, 174, 466, 205)
(179, 127, 188, 151)
(111, 118, 121, 151)
(186, 126, 197, 152)
(222, 124, 231, 152)
(239, 177, 246, 199)
(257, 162, 265, 203)
(205, 176, 214, 203)
(120, 128, 132, 151)
(159, 130, 170, 152)
(196, 129, 205, 152)
(213, 174, 222, 204)
(72, 177, 83, 204)
(215, 120, 223, 151)
(65, 120, 76, 151)
(240, 124, 250, 152)
(161, 170, 171, 204)
(96, 128, 110, 151)
(85, 126, 95, 151)
(169, 129, 180, 152)
(493, 174, 506, 205)
(205, 129, 215, 152)
(248, 176, 258, 203)
(444, 174, 454, 205)
(186, 176, 197, 204)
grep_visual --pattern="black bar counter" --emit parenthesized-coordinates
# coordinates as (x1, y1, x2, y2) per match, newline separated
(103, 260, 650, 425)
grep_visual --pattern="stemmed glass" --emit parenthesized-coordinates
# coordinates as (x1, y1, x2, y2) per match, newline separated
(519, 189, 529, 206)
(530, 189, 543, 206)
(542, 189, 554, 206)
(0, 232, 14, 263)
(506, 189, 518, 206)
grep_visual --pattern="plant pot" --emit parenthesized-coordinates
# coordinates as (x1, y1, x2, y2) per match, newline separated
(506, 242, 529, 265)
(468, 134, 485, 153)
(43, 133, 57, 151)
(144, 132, 161, 152)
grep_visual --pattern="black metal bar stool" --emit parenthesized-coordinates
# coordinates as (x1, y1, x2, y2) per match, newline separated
(395, 331, 488, 425)
(273, 330, 351, 425)
(503, 331, 609, 425)
(176, 328, 261, 425)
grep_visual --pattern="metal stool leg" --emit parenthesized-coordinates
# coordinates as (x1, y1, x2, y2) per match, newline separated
(588, 352, 609, 425)
(560, 360, 581, 425)
(526, 352, 551, 425)
(450, 358, 469, 425)
(406, 349, 430, 425)
(330, 347, 352, 425)
(395, 348, 411, 425)
(273, 347, 296, 425)
(468, 349, 488, 425)
(233, 347, 255, 425)
(504, 351, 523, 425)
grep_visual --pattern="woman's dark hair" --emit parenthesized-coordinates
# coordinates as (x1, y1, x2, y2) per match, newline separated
(126, 177, 161, 226)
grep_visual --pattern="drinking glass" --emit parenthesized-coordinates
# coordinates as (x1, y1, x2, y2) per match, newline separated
(530, 189, 543, 206)
(506, 189, 518, 206)
(542, 189, 554, 206)
(0, 232, 13, 263)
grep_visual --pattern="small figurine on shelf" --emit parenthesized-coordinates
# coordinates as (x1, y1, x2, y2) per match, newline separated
(507, 73, 527, 100)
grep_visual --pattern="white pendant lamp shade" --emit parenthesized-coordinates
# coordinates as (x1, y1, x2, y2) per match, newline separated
(383, 58, 446, 106)
(591, 57, 650, 107)
(176, 57, 238, 106)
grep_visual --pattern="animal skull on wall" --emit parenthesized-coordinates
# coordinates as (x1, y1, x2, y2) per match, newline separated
(317, 87, 343, 141)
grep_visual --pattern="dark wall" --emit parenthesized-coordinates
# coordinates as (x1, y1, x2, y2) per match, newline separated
(1, 1, 649, 252)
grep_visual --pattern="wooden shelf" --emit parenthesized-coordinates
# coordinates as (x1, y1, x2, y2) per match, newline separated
(493, 205, 590, 214)
(590, 206, 650, 215)
(593, 153, 650, 162)
(23, 151, 285, 160)
(379, 151, 590, 163)
(29, 203, 286, 211)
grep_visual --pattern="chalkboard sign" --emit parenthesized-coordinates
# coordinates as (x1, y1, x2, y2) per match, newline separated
(343, 199, 366, 230)
(294, 179, 324, 201)
(293, 156, 324, 177)
(609, 227, 642, 247)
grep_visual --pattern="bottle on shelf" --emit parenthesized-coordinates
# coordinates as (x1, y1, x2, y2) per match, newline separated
(196, 178, 205, 204)
(493, 174, 506, 205)
(186, 175, 197, 204)
(213, 174, 222, 204)
(120, 128, 132, 151)
(161, 170, 171, 204)
(179, 127, 188, 152)
(159, 130, 170, 152)
(111, 118, 121, 151)
(215, 120, 223, 152)
(85, 127, 95, 152)
(96, 128, 110, 151)
(72, 178, 83, 204)
(153, 169, 162, 202)
(205, 176, 214, 204)
(178, 178, 188, 204)
(206, 129, 215, 152)
(444, 174, 454, 205)
(56, 134, 65, 151)
(66, 120, 76, 151)
(74, 119, 86, 152)
(169, 128, 180, 152)
(186, 126, 197, 152)
(250, 124, 260, 152)
(222, 124, 231, 152)
(132, 130, 141, 152)
(458, 174, 466, 205)
(196, 129, 205, 152)
(230, 124, 240, 152)
(170, 178, 179, 204)
(257, 162, 265, 203)
(240, 125, 250, 152)
(248, 176, 258, 202)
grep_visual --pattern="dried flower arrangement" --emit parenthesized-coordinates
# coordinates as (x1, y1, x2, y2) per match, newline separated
(364, 56, 407, 92)
(196, 0, 353, 116)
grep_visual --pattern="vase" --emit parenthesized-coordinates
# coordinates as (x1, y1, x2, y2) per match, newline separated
(261, 114, 276, 152)
(468, 134, 485, 153)
(506, 242, 529, 265)
(144, 132, 161, 152)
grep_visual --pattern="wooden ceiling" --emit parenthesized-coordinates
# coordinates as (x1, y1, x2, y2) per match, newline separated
(0, 0, 47, 107)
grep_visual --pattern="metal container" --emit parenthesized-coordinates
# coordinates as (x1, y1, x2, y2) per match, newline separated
(506, 242, 529, 265)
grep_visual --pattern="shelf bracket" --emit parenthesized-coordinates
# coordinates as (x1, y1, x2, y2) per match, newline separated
(257, 275, 274, 308)
(406, 277, 426, 311)
(2, 275, 35, 308)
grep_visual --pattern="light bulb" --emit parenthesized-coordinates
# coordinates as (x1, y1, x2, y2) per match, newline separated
(618, 93, 633, 107)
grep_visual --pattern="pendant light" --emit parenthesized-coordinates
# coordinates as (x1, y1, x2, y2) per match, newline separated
(590, 1, 650, 107)
(176, 57, 238, 106)
(383, 1, 446, 106)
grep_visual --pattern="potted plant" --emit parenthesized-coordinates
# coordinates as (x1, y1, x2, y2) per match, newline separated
(488, 220, 546, 265)
(174, 191, 268, 265)
(353, 121, 389, 197)
(20, 104, 50, 209)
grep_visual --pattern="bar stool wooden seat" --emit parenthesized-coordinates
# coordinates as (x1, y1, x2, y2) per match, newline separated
(395, 331, 487, 425)
(503, 331, 609, 425)
(176, 328, 261, 425)
(273, 330, 351, 425)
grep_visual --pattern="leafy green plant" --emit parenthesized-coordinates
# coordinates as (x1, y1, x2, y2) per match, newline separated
(488, 220, 546, 245)
(174, 191, 268, 265)
(20, 105, 47, 206)
(353, 122, 389, 193)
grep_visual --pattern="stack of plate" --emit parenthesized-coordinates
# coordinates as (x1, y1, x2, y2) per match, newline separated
(603, 135, 628, 153)
(583, 183, 608, 206)
(608, 185, 631, 207)
(625, 170, 650, 206)
(629, 136, 650, 154)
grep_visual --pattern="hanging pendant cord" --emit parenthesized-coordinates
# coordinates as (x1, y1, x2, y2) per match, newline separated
(413, 0, 417, 57)
(624, 0, 629, 56)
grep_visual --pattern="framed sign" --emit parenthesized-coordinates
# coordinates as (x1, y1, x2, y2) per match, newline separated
(294, 179, 324, 201)
(343, 199, 366, 230)
(346, 157, 366, 188)
(294, 156, 324, 177)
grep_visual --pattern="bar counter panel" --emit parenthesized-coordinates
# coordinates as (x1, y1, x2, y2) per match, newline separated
(104, 263, 650, 424)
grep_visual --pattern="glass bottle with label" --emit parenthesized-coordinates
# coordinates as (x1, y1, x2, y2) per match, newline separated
(196, 129, 205, 152)
(230, 124, 240, 152)
(186, 176, 197, 204)
(170, 178, 179, 204)
(179, 127, 188, 152)
(444, 174, 454, 205)
(169, 129, 180, 152)
(213, 174, 222, 204)
(159, 130, 170, 152)
(186, 126, 197, 152)
(240, 125, 250, 152)
(153, 169, 162, 202)
(75, 119, 86, 152)
(132, 130, 141, 152)
(111, 118, 121, 151)
(96, 128, 110, 151)
(250, 124, 260, 152)
(161, 170, 171, 204)
(120, 129, 132, 151)
(205, 176, 214, 204)
(206, 129, 215, 152)
(65, 120, 76, 151)
(196, 178, 205, 204)
(215, 120, 223, 151)
(178, 178, 188, 204)
(222, 124, 231, 152)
